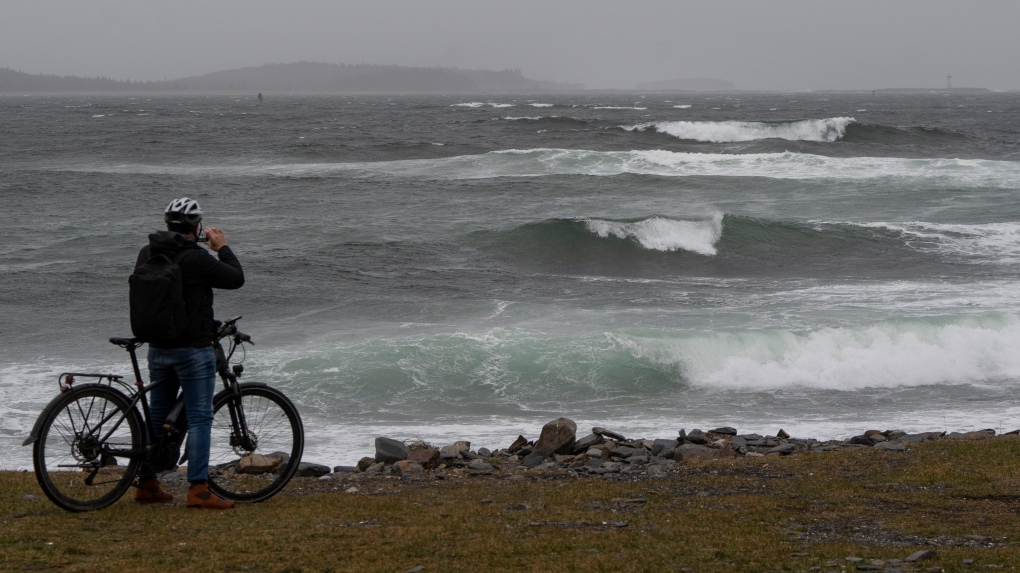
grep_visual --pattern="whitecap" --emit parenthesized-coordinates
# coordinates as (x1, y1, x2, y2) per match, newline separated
(622, 117, 856, 142)
(582, 213, 724, 255)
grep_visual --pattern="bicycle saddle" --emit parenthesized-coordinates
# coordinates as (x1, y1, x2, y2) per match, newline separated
(109, 337, 140, 347)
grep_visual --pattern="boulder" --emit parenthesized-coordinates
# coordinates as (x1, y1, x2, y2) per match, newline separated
(522, 451, 547, 468)
(535, 418, 577, 456)
(592, 427, 626, 441)
(407, 447, 441, 469)
(673, 444, 732, 461)
(237, 454, 279, 475)
(711, 427, 737, 436)
(295, 462, 331, 478)
(767, 443, 801, 455)
(651, 439, 678, 456)
(611, 445, 640, 458)
(776, 429, 790, 439)
(439, 445, 462, 459)
(685, 429, 708, 445)
(508, 435, 528, 453)
(356, 457, 377, 471)
(573, 433, 603, 453)
(393, 460, 424, 476)
(375, 437, 409, 464)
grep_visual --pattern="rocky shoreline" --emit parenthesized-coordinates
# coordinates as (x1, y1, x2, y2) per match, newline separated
(284, 418, 1020, 481)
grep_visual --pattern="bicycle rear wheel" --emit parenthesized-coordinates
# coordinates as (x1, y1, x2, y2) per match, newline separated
(208, 384, 303, 502)
(32, 385, 142, 512)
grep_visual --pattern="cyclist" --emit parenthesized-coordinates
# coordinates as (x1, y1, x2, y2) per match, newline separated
(133, 197, 244, 509)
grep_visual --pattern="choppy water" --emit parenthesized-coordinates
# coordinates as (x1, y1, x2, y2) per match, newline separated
(2, 92, 1020, 467)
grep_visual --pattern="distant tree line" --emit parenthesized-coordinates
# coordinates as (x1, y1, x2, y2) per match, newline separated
(0, 62, 584, 93)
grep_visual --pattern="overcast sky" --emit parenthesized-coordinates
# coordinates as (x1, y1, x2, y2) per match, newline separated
(3, 0, 1019, 91)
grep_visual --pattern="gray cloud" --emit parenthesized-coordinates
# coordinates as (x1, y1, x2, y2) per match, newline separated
(2, 0, 1018, 90)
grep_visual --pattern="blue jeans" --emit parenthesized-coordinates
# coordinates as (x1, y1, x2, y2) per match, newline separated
(144, 346, 217, 483)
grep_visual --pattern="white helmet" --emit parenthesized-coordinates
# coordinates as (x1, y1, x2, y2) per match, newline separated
(164, 197, 203, 226)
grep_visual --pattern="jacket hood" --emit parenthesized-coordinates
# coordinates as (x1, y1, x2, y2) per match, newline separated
(148, 230, 198, 256)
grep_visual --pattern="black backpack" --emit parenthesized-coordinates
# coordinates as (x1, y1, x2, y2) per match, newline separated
(129, 250, 189, 343)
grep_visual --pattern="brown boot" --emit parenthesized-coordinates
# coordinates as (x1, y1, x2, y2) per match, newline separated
(134, 477, 173, 504)
(186, 482, 234, 510)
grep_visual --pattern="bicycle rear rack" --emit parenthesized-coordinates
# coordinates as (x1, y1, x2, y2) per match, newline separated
(56, 372, 131, 394)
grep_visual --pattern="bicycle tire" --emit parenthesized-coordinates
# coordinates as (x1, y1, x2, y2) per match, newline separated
(207, 384, 304, 502)
(32, 384, 143, 512)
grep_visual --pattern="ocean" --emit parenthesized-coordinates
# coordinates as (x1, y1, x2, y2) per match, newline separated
(2, 92, 1019, 467)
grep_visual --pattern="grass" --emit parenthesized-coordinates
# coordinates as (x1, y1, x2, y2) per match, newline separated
(2, 436, 1019, 572)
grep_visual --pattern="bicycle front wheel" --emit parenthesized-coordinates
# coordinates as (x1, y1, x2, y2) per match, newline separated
(208, 384, 303, 502)
(32, 385, 143, 512)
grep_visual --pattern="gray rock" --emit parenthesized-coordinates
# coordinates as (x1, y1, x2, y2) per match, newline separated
(674, 443, 729, 461)
(767, 443, 801, 455)
(468, 459, 495, 472)
(365, 462, 386, 473)
(729, 436, 747, 449)
(652, 438, 679, 455)
(333, 465, 357, 473)
(685, 429, 708, 445)
(523, 451, 547, 468)
(375, 437, 409, 464)
(777, 429, 790, 439)
(356, 457, 377, 471)
(849, 435, 877, 446)
(295, 462, 331, 478)
(535, 417, 577, 456)
(451, 440, 471, 452)
(592, 427, 627, 441)
(612, 445, 640, 458)
(890, 431, 944, 444)
(439, 445, 462, 459)
(477, 448, 492, 457)
(573, 433, 603, 453)
(508, 435, 528, 453)
(678, 429, 686, 441)
(585, 446, 605, 458)
(884, 429, 907, 440)
(711, 427, 737, 435)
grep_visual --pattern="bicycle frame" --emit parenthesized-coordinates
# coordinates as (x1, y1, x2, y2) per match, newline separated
(23, 318, 254, 471)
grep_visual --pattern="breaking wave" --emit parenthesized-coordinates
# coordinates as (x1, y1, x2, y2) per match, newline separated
(623, 117, 856, 142)
(584, 214, 723, 255)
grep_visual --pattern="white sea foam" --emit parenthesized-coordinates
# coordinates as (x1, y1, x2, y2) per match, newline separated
(623, 117, 856, 142)
(489, 103, 515, 108)
(592, 106, 647, 110)
(451, 102, 485, 108)
(614, 314, 1020, 391)
(503, 116, 543, 121)
(673, 104, 692, 109)
(530, 103, 554, 107)
(47, 149, 1020, 188)
(583, 214, 724, 255)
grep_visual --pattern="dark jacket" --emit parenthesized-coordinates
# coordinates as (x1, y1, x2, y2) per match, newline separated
(135, 231, 245, 348)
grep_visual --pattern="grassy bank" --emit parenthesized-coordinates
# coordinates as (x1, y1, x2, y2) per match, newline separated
(3, 436, 1019, 572)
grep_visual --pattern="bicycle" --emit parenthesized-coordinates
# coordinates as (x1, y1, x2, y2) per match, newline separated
(22, 316, 304, 512)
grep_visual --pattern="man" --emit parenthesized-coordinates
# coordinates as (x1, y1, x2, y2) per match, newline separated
(133, 197, 244, 509)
